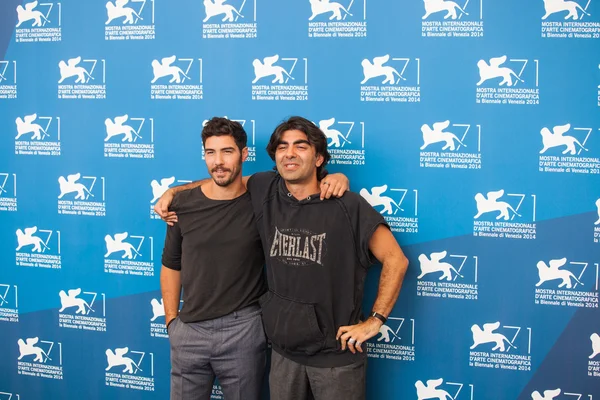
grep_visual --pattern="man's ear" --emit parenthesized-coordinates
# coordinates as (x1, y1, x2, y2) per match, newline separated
(242, 147, 249, 162)
(315, 153, 324, 167)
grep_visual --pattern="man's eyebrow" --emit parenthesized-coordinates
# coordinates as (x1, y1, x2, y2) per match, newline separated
(277, 139, 310, 145)
(205, 146, 236, 151)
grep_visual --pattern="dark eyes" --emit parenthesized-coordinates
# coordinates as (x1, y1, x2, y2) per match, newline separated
(277, 145, 307, 151)
(205, 150, 234, 154)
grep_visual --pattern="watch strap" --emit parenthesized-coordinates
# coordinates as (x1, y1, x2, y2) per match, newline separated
(370, 311, 387, 324)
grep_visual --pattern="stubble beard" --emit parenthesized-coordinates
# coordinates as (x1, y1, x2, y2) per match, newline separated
(211, 160, 242, 187)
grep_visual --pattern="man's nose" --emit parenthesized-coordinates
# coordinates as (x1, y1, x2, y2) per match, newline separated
(284, 146, 296, 158)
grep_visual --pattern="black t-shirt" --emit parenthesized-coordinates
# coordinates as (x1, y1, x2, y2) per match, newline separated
(247, 172, 387, 368)
(161, 187, 266, 323)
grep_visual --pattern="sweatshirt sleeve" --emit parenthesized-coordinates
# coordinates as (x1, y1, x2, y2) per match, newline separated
(350, 194, 389, 268)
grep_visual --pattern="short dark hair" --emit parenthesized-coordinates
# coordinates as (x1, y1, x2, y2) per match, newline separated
(266, 116, 331, 180)
(201, 117, 247, 151)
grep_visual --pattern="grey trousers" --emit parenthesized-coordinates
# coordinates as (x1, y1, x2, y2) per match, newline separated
(269, 350, 367, 400)
(169, 304, 266, 400)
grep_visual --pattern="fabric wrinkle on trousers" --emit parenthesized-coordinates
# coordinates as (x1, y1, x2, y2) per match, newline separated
(269, 349, 366, 400)
(169, 304, 266, 400)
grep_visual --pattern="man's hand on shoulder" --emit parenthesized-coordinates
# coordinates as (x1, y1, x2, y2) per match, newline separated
(154, 189, 178, 226)
(319, 173, 349, 200)
(153, 178, 212, 224)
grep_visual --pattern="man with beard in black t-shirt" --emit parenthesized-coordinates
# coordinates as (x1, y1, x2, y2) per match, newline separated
(161, 118, 266, 400)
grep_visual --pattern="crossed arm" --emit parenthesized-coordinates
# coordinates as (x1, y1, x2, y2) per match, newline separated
(154, 173, 349, 225)
(336, 225, 409, 354)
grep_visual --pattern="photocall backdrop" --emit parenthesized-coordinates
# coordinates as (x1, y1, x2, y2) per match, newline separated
(1, 0, 600, 399)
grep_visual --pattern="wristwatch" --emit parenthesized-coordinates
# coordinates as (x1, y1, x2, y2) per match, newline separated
(370, 311, 387, 324)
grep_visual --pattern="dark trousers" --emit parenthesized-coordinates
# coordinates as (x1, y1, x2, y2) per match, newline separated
(269, 350, 366, 400)
(169, 305, 266, 400)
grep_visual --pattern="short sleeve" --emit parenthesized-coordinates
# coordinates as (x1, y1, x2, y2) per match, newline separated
(352, 195, 389, 268)
(168, 187, 185, 212)
(161, 222, 183, 270)
(247, 171, 276, 216)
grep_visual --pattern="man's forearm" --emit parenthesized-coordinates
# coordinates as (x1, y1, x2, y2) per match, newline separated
(169, 179, 209, 194)
(160, 265, 182, 325)
(335, 250, 408, 353)
(371, 254, 409, 317)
